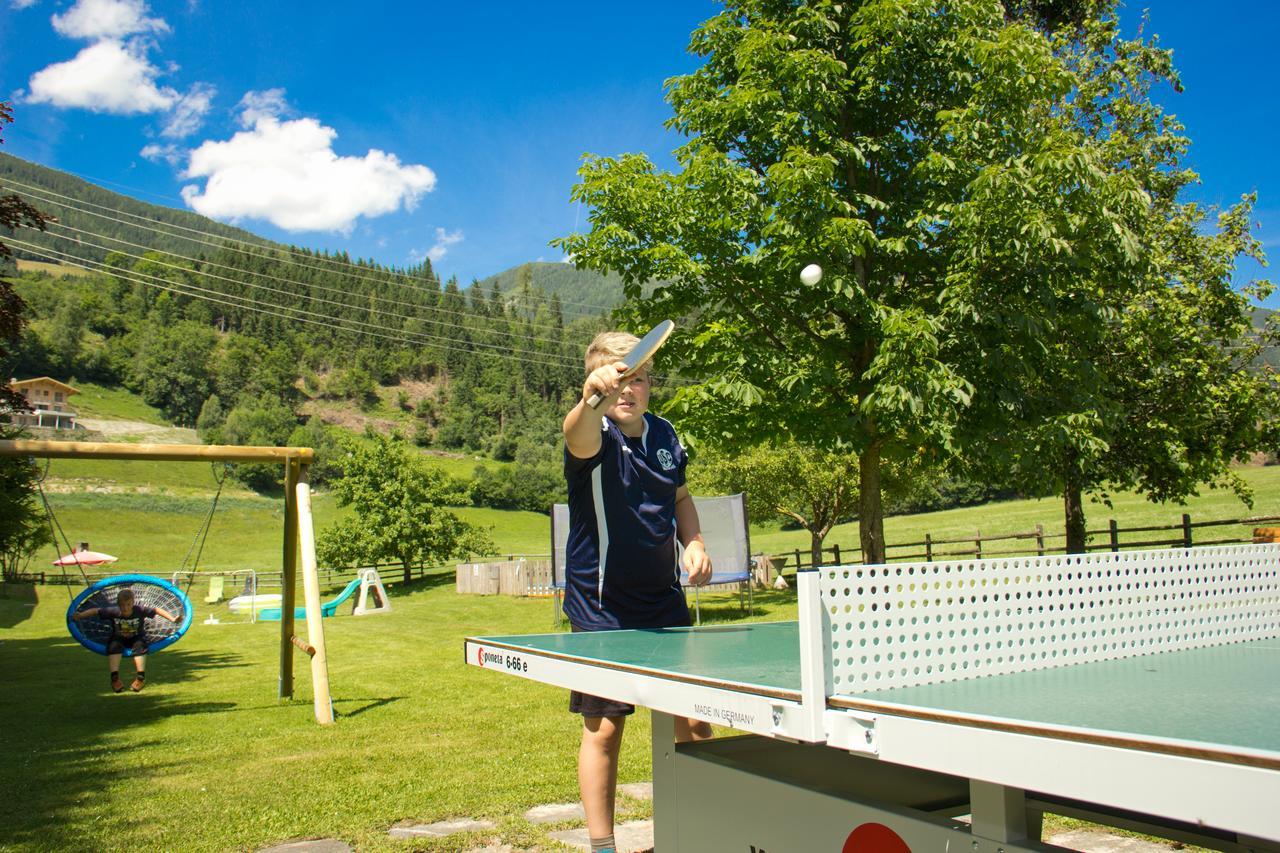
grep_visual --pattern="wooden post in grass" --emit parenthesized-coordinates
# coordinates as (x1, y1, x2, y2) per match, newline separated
(280, 456, 300, 700)
(296, 464, 334, 725)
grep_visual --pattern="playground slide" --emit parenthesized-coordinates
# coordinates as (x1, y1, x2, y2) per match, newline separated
(257, 577, 362, 622)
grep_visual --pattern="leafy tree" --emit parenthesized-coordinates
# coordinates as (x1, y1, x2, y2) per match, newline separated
(558, 0, 1156, 561)
(286, 416, 342, 487)
(691, 442, 861, 566)
(48, 289, 87, 375)
(131, 320, 219, 425)
(317, 434, 493, 582)
(0, 425, 52, 578)
(220, 395, 299, 490)
(557, 1, 1277, 559)
(955, 9, 1279, 550)
(196, 394, 227, 443)
(1, 103, 51, 413)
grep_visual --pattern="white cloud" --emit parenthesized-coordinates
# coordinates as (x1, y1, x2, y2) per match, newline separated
(426, 228, 463, 262)
(180, 106, 437, 234)
(12, 0, 40, 10)
(140, 142, 183, 166)
(161, 82, 215, 137)
(27, 40, 175, 113)
(52, 0, 168, 40)
(236, 89, 290, 128)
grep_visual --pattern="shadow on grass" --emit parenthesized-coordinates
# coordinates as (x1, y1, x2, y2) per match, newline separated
(334, 695, 405, 718)
(0, 582, 40, 628)
(0, 636, 253, 850)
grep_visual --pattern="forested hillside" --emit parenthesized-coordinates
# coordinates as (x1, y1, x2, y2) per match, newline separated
(2, 155, 620, 513)
(479, 262, 635, 320)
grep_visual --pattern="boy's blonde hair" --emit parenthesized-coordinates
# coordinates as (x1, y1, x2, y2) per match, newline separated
(585, 331, 650, 375)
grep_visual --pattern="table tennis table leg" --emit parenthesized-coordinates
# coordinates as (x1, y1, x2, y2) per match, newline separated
(970, 780, 1035, 845)
(651, 711, 678, 851)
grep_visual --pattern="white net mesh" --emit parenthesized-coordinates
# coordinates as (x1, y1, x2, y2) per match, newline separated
(818, 544, 1280, 695)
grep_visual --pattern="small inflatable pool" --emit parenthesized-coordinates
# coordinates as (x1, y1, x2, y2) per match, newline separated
(227, 593, 283, 614)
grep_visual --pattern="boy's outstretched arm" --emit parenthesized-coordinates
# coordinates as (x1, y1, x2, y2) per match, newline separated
(563, 361, 629, 458)
(154, 607, 178, 623)
(71, 608, 99, 621)
(675, 486, 713, 586)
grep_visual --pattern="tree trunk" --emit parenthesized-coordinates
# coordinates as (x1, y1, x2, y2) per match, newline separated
(810, 530, 825, 568)
(403, 559, 412, 585)
(1063, 462, 1087, 554)
(858, 443, 886, 564)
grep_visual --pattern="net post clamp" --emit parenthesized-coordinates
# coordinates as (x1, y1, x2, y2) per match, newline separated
(824, 708, 879, 756)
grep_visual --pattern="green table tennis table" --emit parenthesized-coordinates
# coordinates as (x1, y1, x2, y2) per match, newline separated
(467, 544, 1280, 851)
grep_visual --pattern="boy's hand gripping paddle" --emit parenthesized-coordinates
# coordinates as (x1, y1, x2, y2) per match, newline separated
(586, 319, 675, 409)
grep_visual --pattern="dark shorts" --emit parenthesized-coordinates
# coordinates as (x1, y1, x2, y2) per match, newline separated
(106, 636, 148, 655)
(569, 690, 635, 719)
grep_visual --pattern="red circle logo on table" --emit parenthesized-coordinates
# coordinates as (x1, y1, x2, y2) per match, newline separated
(842, 823, 911, 853)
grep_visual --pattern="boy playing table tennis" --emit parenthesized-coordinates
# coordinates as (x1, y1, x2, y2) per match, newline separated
(562, 330, 714, 853)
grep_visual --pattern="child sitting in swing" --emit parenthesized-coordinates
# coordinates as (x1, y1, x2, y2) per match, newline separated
(72, 588, 178, 693)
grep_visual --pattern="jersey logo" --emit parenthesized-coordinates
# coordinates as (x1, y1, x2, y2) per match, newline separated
(656, 449, 676, 471)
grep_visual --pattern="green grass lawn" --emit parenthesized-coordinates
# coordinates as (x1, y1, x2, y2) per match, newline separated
(61, 381, 171, 425)
(0, 574, 784, 852)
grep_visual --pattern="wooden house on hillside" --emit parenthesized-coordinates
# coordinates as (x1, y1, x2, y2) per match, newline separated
(5, 377, 80, 430)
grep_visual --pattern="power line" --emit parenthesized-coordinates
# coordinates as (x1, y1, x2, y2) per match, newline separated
(6, 177, 630, 316)
(10, 237, 588, 372)
(39, 218, 582, 348)
(8, 178, 448, 294)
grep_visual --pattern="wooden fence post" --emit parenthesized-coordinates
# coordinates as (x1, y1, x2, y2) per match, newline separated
(832, 544, 841, 565)
(1183, 514, 1193, 549)
(975, 530, 982, 560)
(1035, 524, 1044, 556)
(925, 533, 933, 562)
(1109, 519, 1119, 552)
(795, 549, 803, 571)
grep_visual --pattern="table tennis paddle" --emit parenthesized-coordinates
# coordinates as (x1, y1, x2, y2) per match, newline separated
(586, 319, 675, 409)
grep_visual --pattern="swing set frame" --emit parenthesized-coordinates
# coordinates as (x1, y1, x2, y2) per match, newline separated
(0, 438, 335, 725)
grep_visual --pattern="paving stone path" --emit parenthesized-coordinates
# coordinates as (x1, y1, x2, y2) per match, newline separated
(262, 778, 1181, 852)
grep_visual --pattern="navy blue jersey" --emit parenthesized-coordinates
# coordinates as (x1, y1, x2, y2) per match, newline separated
(563, 412, 691, 630)
(98, 605, 157, 641)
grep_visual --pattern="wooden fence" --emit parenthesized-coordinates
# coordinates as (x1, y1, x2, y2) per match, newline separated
(769, 513, 1280, 572)
(455, 559, 554, 596)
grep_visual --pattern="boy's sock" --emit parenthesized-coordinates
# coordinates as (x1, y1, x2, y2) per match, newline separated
(589, 835, 615, 853)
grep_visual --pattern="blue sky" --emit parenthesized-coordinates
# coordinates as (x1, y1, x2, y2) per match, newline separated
(1, 1, 1276, 306)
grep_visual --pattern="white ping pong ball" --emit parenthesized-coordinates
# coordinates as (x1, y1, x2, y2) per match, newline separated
(800, 264, 823, 286)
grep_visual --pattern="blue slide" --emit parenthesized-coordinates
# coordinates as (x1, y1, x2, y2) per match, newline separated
(257, 577, 362, 621)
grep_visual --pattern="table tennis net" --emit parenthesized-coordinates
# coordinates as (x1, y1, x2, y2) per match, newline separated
(818, 543, 1280, 694)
